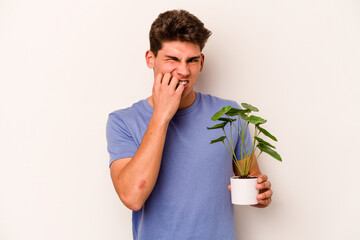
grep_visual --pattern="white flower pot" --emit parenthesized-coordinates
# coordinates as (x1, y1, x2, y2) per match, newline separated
(230, 176, 259, 205)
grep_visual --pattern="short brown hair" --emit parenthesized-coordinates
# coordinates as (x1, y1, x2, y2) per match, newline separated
(149, 9, 212, 56)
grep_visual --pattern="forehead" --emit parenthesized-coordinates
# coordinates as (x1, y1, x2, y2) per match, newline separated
(158, 41, 201, 57)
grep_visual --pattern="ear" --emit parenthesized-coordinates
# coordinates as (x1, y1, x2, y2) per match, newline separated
(200, 53, 205, 72)
(145, 50, 155, 68)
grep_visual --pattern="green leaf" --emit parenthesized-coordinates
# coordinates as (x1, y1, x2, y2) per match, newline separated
(207, 122, 228, 130)
(238, 111, 248, 121)
(218, 117, 236, 123)
(248, 115, 267, 125)
(226, 107, 241, 116)
(257, 126, 278, 141)
(228, 109, 250, 121)
(227, 108, 250, 116)
(257, 143, 282, 162)
(254, 136, 276, 149)
(241, 103, 259, 112)
(210, 136, 226, 144)
(211, 106, 232, 121)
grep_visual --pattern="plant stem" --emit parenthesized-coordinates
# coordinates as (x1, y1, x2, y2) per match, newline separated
(226, 121, 241, 174)
(222, 141, 243, 176)
(247, 126, 258, 174)
(230, 121, 234, 151)
(249, 153, 258, 174)
(232, 117, 242, 154)
(242, 119, 249, 174)
(222, 128, 237, 162)
(233, 116, 247, 173)
(250, 151, 262, 172)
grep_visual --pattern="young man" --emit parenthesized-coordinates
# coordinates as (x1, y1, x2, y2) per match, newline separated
(106, 9, 273, 239)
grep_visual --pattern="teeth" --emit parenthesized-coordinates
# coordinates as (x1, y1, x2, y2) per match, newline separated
(179, 81, 187, 85)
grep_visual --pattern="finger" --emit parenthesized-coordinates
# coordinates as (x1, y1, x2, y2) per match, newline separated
(257, 174, 268, 183)
(257, 189, 273, 200)
(154, 72, 163, 87)
(227, 185, 231, 191)
(257, 198, 272, 206)
(169, 76, 179, 89)
(256, 181, 271, 190)
(175, 83, 185, 95)
(161, 72, 172, 85)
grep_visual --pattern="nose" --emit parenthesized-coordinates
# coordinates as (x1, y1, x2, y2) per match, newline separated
(176, 62, 190, 77)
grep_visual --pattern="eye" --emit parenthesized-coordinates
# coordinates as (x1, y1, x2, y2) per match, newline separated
(188, 59, 199, 63)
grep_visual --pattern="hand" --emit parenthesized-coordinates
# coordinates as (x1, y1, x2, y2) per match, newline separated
(227, 174, 273, 208)
(151, 72, 184, 123)
(253, 174, 272, 208)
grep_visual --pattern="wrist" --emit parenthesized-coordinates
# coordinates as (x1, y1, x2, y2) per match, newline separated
(150, 112, 171, 127)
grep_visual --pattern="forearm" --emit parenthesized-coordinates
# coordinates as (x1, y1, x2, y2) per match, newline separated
(233, 154, 261, 176)
(115, 115, 168, 210)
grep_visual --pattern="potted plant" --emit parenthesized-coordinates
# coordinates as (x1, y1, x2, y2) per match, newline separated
(207, 103, 282, 205)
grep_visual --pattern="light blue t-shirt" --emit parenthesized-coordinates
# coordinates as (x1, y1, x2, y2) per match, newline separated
(106, 92, 253, 240)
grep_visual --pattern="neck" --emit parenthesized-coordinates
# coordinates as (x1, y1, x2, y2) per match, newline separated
(178, 91, 196, 110)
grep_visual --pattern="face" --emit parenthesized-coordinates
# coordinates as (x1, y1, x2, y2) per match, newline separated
(146, 41, 205, 105)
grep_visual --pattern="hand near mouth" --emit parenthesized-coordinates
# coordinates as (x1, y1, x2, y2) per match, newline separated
(151, 72, 185, 124)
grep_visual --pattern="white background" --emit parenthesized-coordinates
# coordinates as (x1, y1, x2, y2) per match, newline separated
(1, 0, 359, 239)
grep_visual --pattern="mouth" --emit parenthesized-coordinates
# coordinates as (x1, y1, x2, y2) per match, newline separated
(178, 80, 189, 88)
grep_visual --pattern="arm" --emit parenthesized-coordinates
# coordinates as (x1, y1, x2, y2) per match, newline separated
(232, 153, 260, 177)
(110, 73, 184, 211)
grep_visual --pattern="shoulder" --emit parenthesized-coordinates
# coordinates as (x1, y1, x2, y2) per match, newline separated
(108, 99, 149, 122)
(107, 99, 152, 135)
(197, 92, 241, 109)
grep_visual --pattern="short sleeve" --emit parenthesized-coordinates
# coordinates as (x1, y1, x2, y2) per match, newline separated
(106, 113, 138, 166)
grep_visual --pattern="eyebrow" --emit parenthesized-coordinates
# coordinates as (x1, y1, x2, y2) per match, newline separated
(165, 55, 201, 62)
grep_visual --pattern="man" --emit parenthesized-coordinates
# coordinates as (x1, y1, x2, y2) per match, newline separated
(106, 9, 273, 239)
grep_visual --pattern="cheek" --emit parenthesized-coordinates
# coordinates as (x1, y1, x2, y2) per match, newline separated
(158, 63, 177, 73)
(189, 65, 201, 74)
